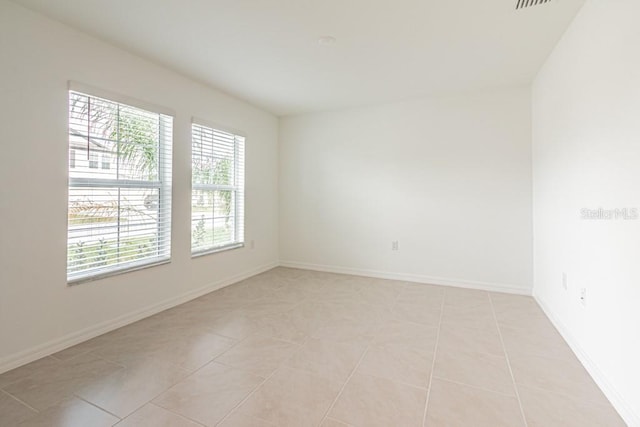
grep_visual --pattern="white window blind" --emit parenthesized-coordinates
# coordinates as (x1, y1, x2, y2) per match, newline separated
(191, 122, 245, 254)
(67, 90, 173, 283)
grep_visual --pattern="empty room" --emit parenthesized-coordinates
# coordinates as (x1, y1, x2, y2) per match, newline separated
(0, 0, 638, 426)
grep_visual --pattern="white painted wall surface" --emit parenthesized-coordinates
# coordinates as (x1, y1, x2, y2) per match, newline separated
(0, 1, 279, 371)
(532, 0, 640, 424)
(279, 88, 533, 293)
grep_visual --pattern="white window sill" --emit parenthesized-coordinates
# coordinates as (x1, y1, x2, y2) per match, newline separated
(191, 242, 244, 258)
(67, 258, 171, 286)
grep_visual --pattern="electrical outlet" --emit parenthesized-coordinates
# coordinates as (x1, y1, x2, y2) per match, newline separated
(580, 288, 587, 306)
(391, 241, 399, 251)
(250, 240, 255, 250)
(562, 272, 568, 291)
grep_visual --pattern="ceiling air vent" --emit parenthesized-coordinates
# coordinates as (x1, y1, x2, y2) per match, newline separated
(516, 0, 552, 9)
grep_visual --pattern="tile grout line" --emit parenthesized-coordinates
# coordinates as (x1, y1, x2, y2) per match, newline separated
(71, 358, 192, 424)
(421, 290, 446, 427)
(140, 402, 208, 427)
(67, 351, 170, 422)
(302, 295, 437, 392)
(72, 394, 123, 420)
(211, 366, 281, 426)
(150, 400, 213, 427)
(212, 335, 310, 426)
(510, 382, 619, 408)
(488, 293, 529, 427)
(0, 356, 63, 390)
(150, 402, 209, 427)
(317, 281, 409, 426)
(0, 387, 40, 414)
(431, 295, 523, 397)
(347, 370, 430, 392)
(148, 351, 275, 427)
(431, 376, 517, 398)
(85, 334, 253, 426)
(315, 329, 372, 425)
(207, 275, 316, 426)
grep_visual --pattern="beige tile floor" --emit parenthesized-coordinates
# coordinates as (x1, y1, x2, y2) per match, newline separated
(0, 268, 626, 427)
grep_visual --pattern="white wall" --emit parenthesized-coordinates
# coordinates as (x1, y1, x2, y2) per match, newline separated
(532, 0, 640, 424)
(0, 1, 279, 371)
(280, 88, 533, 293)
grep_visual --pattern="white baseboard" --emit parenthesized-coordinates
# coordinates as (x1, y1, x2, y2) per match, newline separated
(0, 261, 278, 375)
(279, 260, 531, 295)
(534, 294, 639, 427)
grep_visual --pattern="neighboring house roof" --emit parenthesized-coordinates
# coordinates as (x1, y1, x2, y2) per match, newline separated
(69, 127, 111, 152)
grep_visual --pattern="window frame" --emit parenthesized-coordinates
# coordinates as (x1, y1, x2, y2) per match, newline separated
(69, 148, 76, 169)
(66, 82, 174, 285)
(88, 150, 99, 169)
(190, 118, 245, 257)
(101, 152, 111, 170)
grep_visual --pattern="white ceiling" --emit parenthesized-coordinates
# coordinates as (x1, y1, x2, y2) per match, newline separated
(13, 0, 585, 116)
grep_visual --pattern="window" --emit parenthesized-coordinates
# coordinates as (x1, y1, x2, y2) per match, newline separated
(101, 153, 111, 170)
(191, 121, 245, 254)
(88, 151, 98, 169)
(67, 87, 173, 283)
